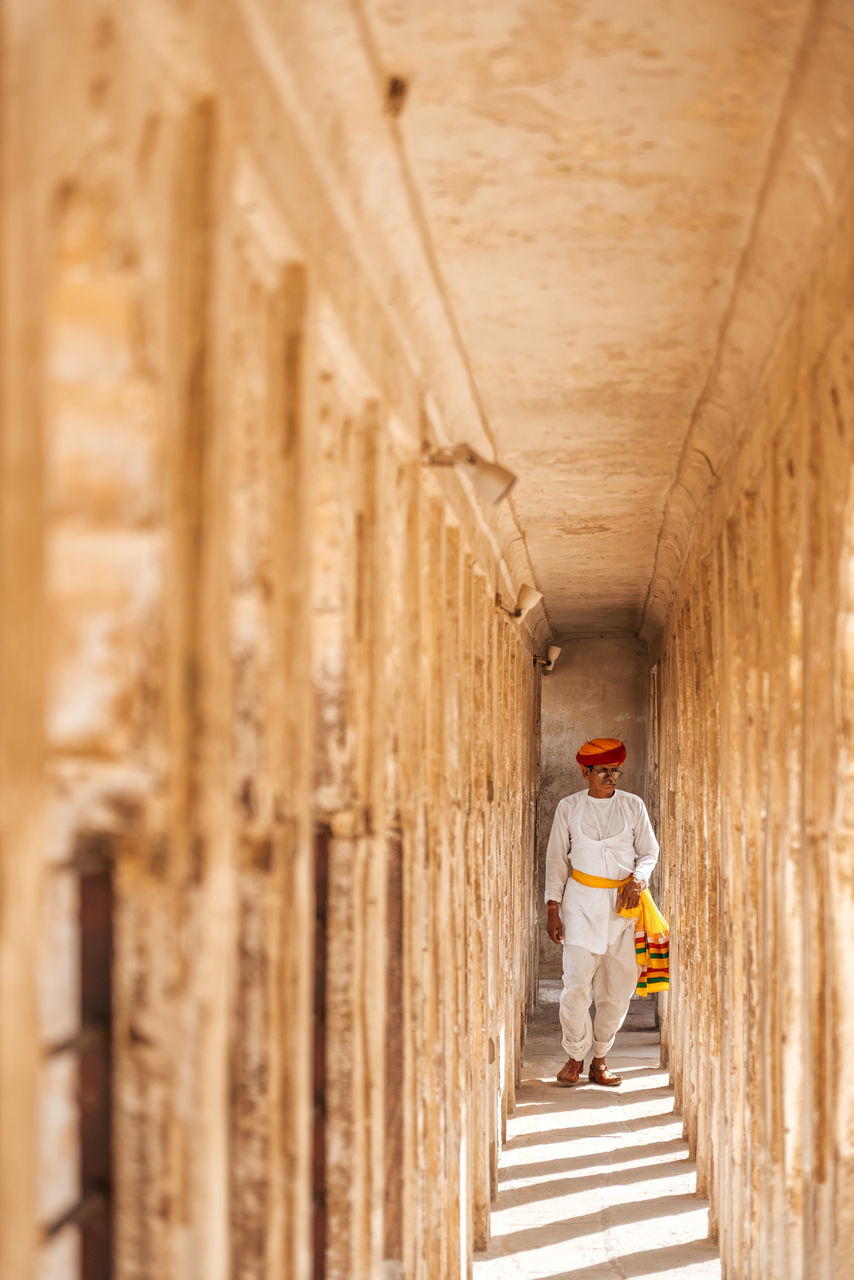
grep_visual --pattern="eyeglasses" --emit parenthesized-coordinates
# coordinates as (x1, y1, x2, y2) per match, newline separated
(591, 767, 622, 777)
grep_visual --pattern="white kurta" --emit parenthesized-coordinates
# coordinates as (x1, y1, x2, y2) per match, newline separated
(544, 789, 660, 955)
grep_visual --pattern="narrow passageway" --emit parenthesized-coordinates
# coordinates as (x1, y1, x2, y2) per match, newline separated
(475, 984, 721, 1280)
(3, 5, 854, 1278)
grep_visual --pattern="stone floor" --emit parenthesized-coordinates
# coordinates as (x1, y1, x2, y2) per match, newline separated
(473, 983, 722, 1280)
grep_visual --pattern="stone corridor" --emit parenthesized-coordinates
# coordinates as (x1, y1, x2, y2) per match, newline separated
(1, 3, 854, 1280)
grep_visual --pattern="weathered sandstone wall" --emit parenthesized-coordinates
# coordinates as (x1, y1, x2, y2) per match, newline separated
(0, 4, 540, 1278)
(656, 300, 854, 1280)
(652, 24, 854, 1271)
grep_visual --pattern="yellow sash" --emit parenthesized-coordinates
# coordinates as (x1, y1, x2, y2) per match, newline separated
(569, 868, 670, 997)
(570, 868, 630, 890)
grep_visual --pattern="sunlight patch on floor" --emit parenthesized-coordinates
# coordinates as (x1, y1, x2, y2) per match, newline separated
(474, 1007, 721, 1280)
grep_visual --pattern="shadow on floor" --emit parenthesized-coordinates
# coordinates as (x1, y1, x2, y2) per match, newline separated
(502, 1110, 682, 1149)
(496, 1154, 693, 1209)
(498, 1137, 688, 1183)
(521, 1236, 724, 1280)
(474, 987, 721, 1280)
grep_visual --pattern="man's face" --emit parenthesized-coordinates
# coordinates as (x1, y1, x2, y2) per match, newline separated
(582, 764, 622, 797)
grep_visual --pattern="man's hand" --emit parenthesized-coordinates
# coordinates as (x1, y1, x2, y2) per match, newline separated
(546, 902, 564, 944)
(617, 874, 646, 913)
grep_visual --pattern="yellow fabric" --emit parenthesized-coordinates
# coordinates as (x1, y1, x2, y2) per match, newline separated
(570, 868, 630, 889)
(622, 891, 669, 936)
(568, 868, 667, 928)
(568, 868, 670, 997)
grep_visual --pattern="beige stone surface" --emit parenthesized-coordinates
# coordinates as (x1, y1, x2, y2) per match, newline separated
(37, 1052, 80, 1226)
(0, 1, 852, 1278)
(474, 996, 720, 1279)
(1, 5, 541, 1276)
(362, 0, 832, 637)
(38, 1228, 80, 1280)
(38, 869, 81, 1048)
(653, 212, 854, 1279)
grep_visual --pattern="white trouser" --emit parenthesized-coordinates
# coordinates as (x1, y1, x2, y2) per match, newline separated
(559, 921, 638, 1060)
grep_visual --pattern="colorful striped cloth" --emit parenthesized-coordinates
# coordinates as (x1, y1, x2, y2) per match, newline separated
(569, 868, 670, 997)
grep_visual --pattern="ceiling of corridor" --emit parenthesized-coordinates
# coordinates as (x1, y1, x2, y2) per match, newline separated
(362, 0, 812, 637)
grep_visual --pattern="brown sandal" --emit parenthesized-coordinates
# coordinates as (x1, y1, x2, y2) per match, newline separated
(556, 1056, 583, 1086)
(588, 1058, 622, 1087)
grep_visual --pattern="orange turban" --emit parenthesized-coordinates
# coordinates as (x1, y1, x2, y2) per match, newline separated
(576, 738, 627, 767)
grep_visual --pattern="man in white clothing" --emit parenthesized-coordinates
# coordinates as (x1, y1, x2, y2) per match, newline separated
(544, 737, 659, 1087)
